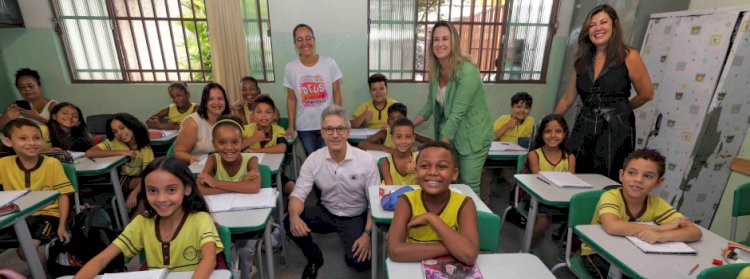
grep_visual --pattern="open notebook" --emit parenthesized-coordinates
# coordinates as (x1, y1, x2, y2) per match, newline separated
(537, 172, 592, 188)
(204, 188, 276, 212)
(102, 268, 167, 279)
(491, 141, 527, 151)
(625, 236, 697, 255)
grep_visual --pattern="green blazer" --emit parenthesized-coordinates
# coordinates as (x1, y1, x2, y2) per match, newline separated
(418, 61, 492, 156)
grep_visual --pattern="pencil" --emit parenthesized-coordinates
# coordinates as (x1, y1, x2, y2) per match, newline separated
(688, 263, 699, 275)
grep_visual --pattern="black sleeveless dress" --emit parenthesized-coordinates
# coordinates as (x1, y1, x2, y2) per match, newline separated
(570, 61, 635, 180)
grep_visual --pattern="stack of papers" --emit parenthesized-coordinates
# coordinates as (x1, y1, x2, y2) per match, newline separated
(625, 236, 697, 254)
(0, 190, 29, 207)
(491, 141, 527, 151)
(102, 268, 168, 279)
(537, 171, 592, 188)
(204, 188, 276, 212)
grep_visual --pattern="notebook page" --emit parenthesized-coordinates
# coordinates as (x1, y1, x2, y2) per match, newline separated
(625, 236, 696, 254)
(0, 190, 29, 207)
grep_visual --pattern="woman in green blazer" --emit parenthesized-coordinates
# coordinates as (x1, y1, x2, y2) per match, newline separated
(413, 20, 492, 194)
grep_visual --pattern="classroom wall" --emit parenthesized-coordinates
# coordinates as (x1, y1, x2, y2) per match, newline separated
(685, 0, 750, 241)
(0, 51, 13, 110)
(0, 0, 570, 138)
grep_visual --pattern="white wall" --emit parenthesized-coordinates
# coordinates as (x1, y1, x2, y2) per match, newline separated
(689, 0, 749, 10)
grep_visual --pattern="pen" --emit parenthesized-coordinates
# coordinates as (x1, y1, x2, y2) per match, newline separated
(688, 264, 699, 275)
(536, 176, 549, 185)
(88, 157, 96, 162)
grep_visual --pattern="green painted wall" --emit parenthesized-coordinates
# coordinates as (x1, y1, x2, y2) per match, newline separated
(0, 24, 567, 138)
(0, 48, 13, 110)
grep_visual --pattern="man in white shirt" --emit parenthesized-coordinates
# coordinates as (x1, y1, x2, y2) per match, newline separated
(285, 105, 379, 278)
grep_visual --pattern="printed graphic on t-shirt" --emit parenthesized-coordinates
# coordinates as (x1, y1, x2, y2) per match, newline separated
(299, 75, 329, 107)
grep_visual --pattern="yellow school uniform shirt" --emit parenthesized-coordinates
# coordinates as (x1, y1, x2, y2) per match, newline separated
(493, 115, 535, 143)
(214, 153, 254, 181)
(96, 139, 154, 177)
(40, 125, 52, 150)
(351, 98, 398, 128)
(386, 153, 417, 185)
(167, 103, 196, 124)
(113, 212, 224, 272)
(738, 266, 750, 279)
(581, 188, 685, 255)
(0, 156, 74, 217)
(533, 148, 569, 172)
(404, 188, 468, 243)
(242, 123, 286, 150)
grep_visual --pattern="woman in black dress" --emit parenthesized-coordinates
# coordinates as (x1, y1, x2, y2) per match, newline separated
(554, 4, 654, 180)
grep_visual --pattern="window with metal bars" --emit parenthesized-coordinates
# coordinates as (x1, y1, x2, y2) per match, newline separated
(51, 0, 274, 83)
(369, 0, 558, 83)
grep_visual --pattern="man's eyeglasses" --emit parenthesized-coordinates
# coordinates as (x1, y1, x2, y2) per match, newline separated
(322, 126, 349, 135)
(295, 36, 315, 43)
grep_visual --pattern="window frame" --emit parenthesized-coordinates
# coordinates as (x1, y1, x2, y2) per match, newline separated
(367, 0, 560, 84)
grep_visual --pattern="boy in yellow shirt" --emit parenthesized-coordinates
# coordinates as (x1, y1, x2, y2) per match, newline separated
(581, 149, 702, 277)
(351, 73, 398, 129)
(0, 118, 74, 272)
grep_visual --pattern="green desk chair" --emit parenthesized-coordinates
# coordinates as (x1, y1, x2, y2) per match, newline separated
(477, 210, 501, 252)
(62, 163, 81, 214)
(277, 117, 289, 130)
(697, 263, 750, 279)
(732, 182, 750, 246)
(550, 190, 605, 278)
(500, 153, 529, 231)
(377, 157, 386, 181)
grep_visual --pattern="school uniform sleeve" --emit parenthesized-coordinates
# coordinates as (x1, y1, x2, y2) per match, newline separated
(597, 190, 622, 219)
(194, 212, 224, 254)
(493, 115, 511, 132)
(652, 196, 684, 225)
(243, 123, 256, 139)
(49, 159, 74, 195)
(96, 139, 114, 151)
(113, 215, 145, 257)
(140, 147, 155, 171)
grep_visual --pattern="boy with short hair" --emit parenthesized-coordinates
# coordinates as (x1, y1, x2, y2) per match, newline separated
(380, 118, 419, 185)
(350, 73, 398, 129)
(480, 92, 535, 205)
(581, 149, 702, 277)
(493, 92, 534, 142)
(0, 118, 74, 270)
(358, 103, 430, 153)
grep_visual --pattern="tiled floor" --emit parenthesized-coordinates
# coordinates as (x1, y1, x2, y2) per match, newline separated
(0, 179, 578, 278)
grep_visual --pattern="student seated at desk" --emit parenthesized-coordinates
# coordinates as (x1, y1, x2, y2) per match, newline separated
(86, 113, 154, 215)
(380, 118, 418, 185)
(359, 103, 430, 153)
(350, 73, 398, 129)
(146, 81, 196, 130)
(528, 114, 576, 249)
(196, 115, 261, 195)
(387, 141, 479, 265)
(0, 119, 74, 275)
(242, 94, 296, 195)
(580, 149, 702, 278)
(76, 157, 223, 278)
(46, 102, 93, 152)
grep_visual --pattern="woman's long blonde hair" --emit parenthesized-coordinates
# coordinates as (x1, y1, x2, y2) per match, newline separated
(428, 21, 471, 81)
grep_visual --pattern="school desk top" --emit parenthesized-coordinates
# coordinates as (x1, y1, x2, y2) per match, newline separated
(385, 253, 555, 279)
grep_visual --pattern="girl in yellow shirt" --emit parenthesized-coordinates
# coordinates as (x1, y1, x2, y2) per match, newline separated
(76, 157, 223, 278)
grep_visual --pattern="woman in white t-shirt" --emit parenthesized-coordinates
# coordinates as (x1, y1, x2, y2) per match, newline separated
(283, 23, 343, 155)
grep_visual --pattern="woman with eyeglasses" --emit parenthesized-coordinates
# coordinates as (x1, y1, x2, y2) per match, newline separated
(283, 23, 343, 155)
(412, 21, 492, 196)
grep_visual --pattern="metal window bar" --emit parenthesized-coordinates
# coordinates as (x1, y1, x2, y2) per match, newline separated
(369, 0, 557, 83)
(240, 0, 275, 82)
(53, 0, 278, 83)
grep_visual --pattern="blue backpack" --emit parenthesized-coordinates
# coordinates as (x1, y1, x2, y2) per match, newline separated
(380, 186, 414, 211)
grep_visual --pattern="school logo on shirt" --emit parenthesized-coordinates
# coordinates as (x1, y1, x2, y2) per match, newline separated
(183, 246, 199, 261)
(299, 75, 329, 107)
